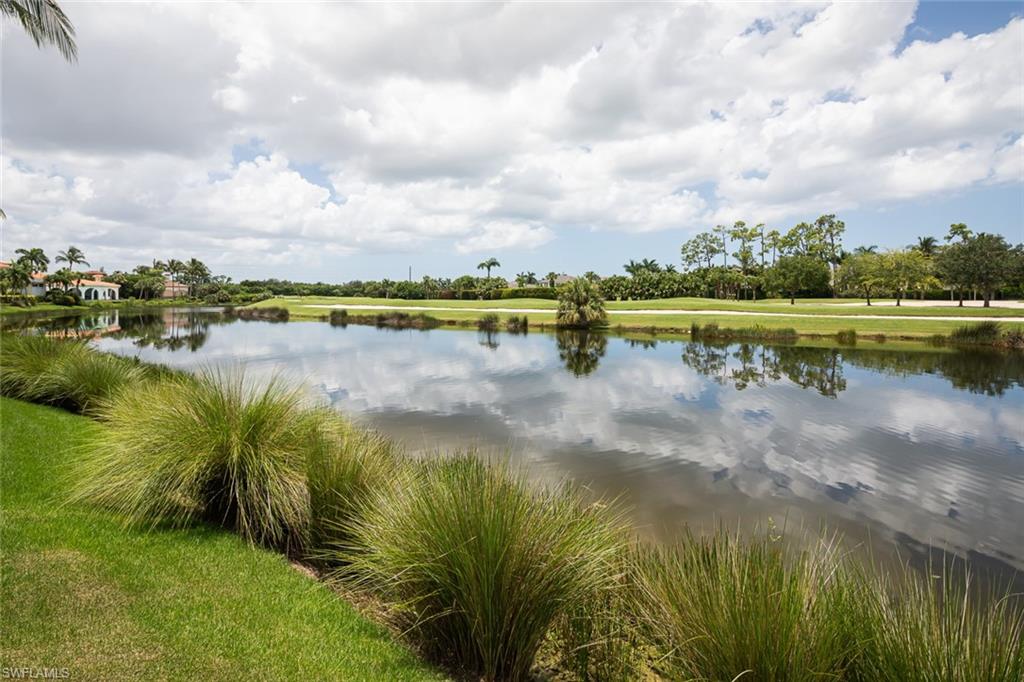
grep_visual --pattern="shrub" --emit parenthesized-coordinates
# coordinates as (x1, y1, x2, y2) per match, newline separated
(557, 279, 607, 329)
(497, 287, 558, 300)
(691, 323, 798, 342)
(341, 455, 627, 681)
(949, 321, 1001, 345)
(328, 309, 349, 326)
(71, 370, 326, 553)
(856, 560, 1024, 681)
(306, 418, 402, 563)
(836, 328, 857, 345)
(505, 315, 528, 334)
(634, 529, 862, 681)
(477, 313, 500, 331)
(225, 305, 289, 322)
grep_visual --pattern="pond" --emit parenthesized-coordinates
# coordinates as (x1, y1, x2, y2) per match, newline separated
(11, 307, 1024, 578)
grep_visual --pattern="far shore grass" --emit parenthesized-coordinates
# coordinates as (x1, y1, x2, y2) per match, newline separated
(0, 397, 445, 680)
(251, 296, 1024, 339)
(0, 298, 185, 317)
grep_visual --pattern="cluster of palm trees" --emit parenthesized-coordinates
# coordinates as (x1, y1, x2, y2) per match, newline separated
(0, 244, 91, 299)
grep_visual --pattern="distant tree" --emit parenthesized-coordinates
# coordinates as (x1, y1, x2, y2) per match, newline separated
(768, 255, 830, 304)
(44, 267, 74, 293)
(681, 232, 723, 270)
(182, 258, 211, 297)
(713, 224, 730, 266)
(545, 271, 559, 288)
(756, 223, 767, 267)
(166, 258, 185, 284)
(556, 278, 607, 328)
(729, 221, 760, 273)
(582, 271, 601, 282)
(515, 271, 538, 287)
(2, 0, 78, 62)
(14, 247, 48, 273)
(836, 252, 884, 305)
(765, 229, 782, 265)
(55, 246, 88, 271)
(960, 233, 1017, 307)
(880, 250, 933, 306)
(0, 261, 32, 296)
(913, 236, 939, 257)
(477, 257, 500, 278)
(853, 245, 878, 255)
(945, 223, 972, 243)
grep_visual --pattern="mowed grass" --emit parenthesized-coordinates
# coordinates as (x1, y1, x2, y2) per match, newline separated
(250, 296, 1024, 338)
(0, 397, 445, 681)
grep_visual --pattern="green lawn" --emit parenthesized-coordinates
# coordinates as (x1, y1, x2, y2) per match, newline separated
(0, 299, 184, 317)
(252, 296, 1024, 338)
(0, 398, 445, 680)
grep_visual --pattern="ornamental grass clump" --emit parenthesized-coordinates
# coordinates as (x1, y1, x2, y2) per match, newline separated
(306, 418, 403, 563)
(342, 455, 627, 681)
(634, 529, 863, 682)
(855, 561, 1024, 682)
(0, 334, 145, 413)
(1, 333, 87, 402)
(72, 369, 326, 554)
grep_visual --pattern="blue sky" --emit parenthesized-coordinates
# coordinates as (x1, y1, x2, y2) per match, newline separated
(3, 1, 1022, 282)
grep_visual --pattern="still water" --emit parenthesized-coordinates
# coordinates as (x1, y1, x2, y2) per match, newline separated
(14, 308, 1024, 575)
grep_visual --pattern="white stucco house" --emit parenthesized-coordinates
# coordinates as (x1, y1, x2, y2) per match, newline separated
(72, 277, 120, 300)
(0, 261, 120, 300)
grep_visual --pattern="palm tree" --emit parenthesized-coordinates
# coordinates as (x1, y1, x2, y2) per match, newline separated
(477, 257, 500, 278)
(45, 267, 74, 293)
(914, 236, 938, 257)
(14, 247, 48, 273)
(2, 0, 78, 62)
(853, 245, 878, 255)
(55, 245, 88, 271)
(0, 261, 32, 296)
(556, 278, 607, 328)
(545, 271, 559, 288)
(166, 258, 185, 284)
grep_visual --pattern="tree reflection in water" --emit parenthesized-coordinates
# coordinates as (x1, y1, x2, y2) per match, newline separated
(556, 329, 608, 377)
(105, 309, 227, 352)
(680, 340, 1024, 398)
(681, 342, 847, 397)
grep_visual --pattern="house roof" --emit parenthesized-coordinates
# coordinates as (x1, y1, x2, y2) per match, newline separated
(73, 278, 120, 289)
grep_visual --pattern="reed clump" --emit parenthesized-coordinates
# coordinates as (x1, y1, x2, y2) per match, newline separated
(225, 306, 290, 322)
(338, 455, 628, 681)
(71, 370, 326, 554)
(854, 561, 1024, 682)
(0, 333, 147, 413)
(691, 323, 799, 342)
(477, 313, 501, 331)
(634, 529, 863, 681)
(836, 328, 858, 345)
(505, 315, 529, 334)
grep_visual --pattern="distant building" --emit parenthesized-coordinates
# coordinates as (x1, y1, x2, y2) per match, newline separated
(0, 262, 120, 300)
(162, 281, 189, 298)
(553, 274, 577, 286)
(72, 277, 120, 301)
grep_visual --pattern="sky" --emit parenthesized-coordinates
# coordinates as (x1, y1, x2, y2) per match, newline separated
(2, 1, 1022, 282)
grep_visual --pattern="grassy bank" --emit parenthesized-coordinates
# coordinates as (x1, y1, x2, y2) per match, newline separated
(0, 398, 444, 680)
(3, 334, 1022, 680)
(0, 298, 191, 317)
(249, 296, 1024, 339)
